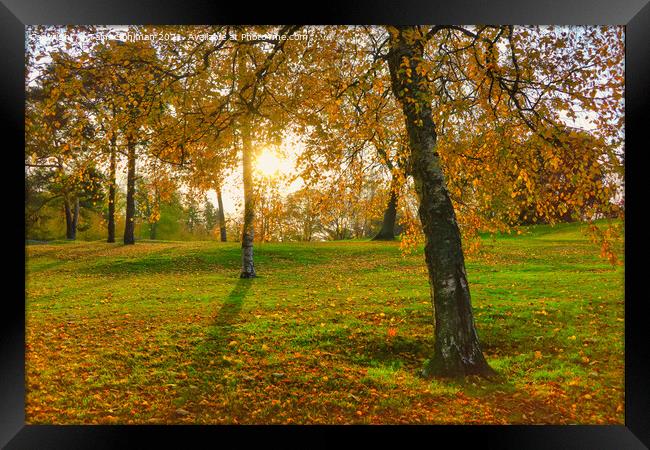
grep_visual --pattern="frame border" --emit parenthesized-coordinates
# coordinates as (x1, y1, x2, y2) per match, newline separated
(2, 1, 648, 447)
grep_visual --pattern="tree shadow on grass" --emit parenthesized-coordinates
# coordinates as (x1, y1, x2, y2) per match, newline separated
(80, 247, 242, 276)
(171, 278, 253, 419)
(334, 332, 580, 422)
(343, 334, 435, 377)
(210, 278, 250, 332)
(26, 277, 118, 305)
(26, 258, 69, 273)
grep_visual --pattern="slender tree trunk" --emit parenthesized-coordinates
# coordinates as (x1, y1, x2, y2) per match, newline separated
(123, 135, 136, 245)
(373, 175, 399, 241)
(64, 196, 78, 240)
(73, 197, 79, 236)
(240, 120, 256, 278)
(64, 197, 72, 239)
(237, 47, 256, 277)
(149, 221, 157, 240)
(107, 136, 117, 243)
(387, 27, 494, 378)
(216, 186, 227, 242)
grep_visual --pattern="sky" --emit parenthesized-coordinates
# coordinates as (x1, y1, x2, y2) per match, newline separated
(206, 145, 303, 215)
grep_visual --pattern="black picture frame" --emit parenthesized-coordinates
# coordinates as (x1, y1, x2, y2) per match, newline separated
(2, 1, 648, 448)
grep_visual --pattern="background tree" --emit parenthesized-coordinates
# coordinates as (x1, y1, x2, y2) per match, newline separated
(283, 187, 324, 241)
(203, 197, 219, 237)
(25, 63, 103, 240)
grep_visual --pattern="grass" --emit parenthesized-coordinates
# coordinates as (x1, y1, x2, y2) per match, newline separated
(25, 220, 624, 424)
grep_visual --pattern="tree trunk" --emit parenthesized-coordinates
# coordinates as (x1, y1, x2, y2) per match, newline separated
(123, 136, 136, 245)
(387, 27, 494, 378)
(64, 196, 78, 240)
(73, 197, 79, 236)
(107, 135, 117, 243)
(216, 186, 227, 242)
(240, 120, 256, 278)
(304, 222, 311, 242)
(372, 175, 398, 241)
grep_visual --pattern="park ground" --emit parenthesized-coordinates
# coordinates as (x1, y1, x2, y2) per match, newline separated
(25, 221, 624, 424)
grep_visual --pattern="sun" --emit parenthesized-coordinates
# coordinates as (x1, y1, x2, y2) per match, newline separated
(255, 148, 286, 178)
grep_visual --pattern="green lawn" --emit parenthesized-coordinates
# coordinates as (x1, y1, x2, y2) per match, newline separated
(25, 221, 624, 424)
